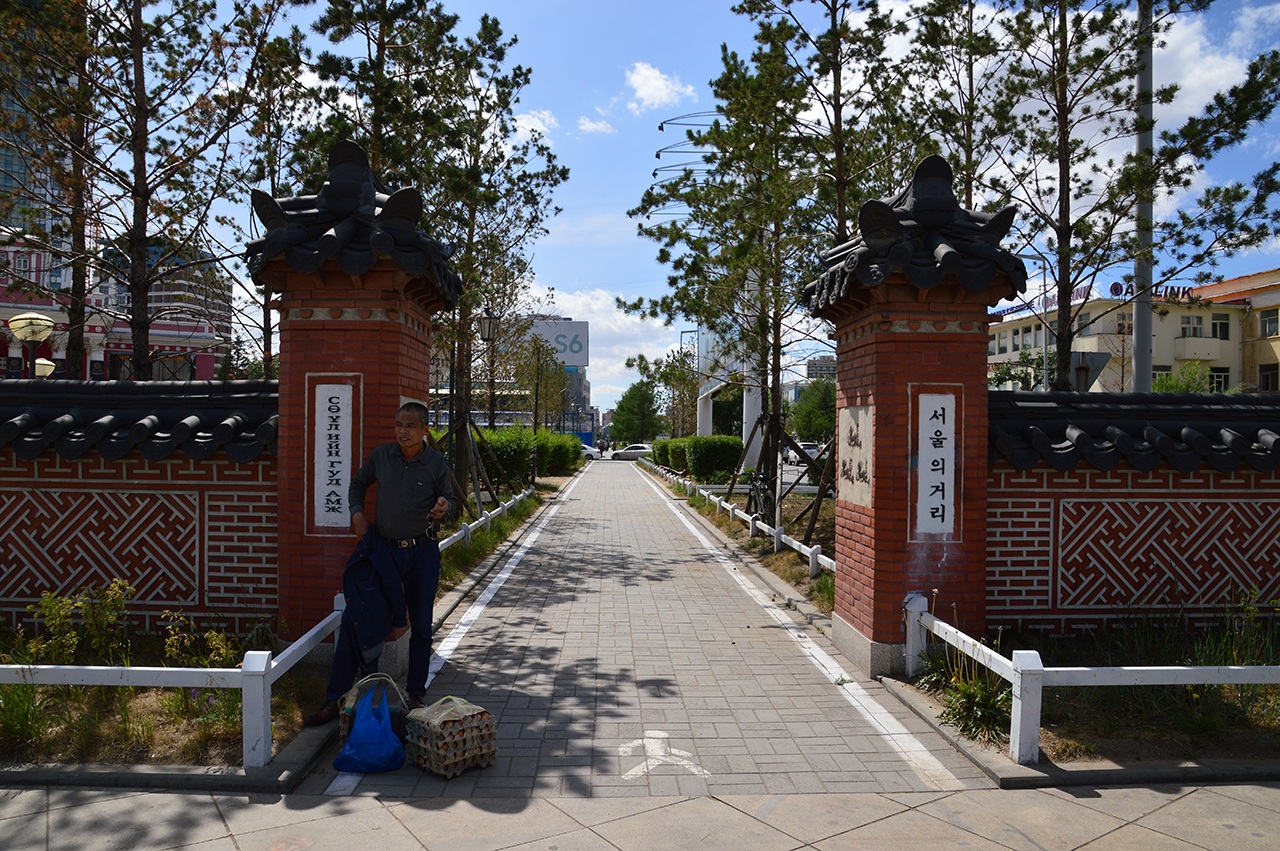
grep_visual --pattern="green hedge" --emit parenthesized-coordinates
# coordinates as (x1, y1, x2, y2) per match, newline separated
(668, 437, 691, 471)
(652, 439, 671, 467)
(480, 426, 532, 484)
(687, 435, 744, 482)
(536, 429, 582, 475)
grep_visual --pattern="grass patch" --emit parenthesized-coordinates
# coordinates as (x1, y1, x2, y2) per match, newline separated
(910, 593, 1280, 762)
(684, 486, 836, 615)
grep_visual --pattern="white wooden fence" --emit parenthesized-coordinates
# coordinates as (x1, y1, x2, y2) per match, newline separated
(902, 592, 1280, 764)
(641, 459, 836, 578)
(0, 487, 536, 769)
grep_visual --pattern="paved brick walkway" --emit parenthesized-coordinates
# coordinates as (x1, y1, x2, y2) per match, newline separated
(297, 461, 988, 797)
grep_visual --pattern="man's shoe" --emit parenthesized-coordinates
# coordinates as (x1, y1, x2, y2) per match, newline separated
(304, 699, 340, 726)
(410, 695, 427, 710)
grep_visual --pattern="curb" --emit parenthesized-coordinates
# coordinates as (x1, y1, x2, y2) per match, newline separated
(0, 723, 336, 794)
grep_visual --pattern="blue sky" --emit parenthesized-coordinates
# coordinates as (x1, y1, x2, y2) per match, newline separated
(279, 1, 1280, 412)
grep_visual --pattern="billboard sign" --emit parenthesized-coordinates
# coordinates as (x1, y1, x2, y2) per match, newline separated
(530, 319, 589, 367)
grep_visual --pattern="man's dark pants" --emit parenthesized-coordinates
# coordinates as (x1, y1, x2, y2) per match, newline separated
(325, 537, 442, 701)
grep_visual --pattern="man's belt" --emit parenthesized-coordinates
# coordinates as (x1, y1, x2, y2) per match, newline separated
(388, 530, 436, 548)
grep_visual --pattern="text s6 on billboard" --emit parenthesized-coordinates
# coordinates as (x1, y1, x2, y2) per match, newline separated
(530, 320, 589, 367)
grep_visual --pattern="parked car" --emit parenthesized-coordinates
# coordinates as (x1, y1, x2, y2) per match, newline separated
(612, 443, 653, 461)
(786, 441, 819, 465)
(581, 444, 601, 460)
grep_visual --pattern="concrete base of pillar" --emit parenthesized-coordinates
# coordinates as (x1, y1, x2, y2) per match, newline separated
(832, 612, 904, 678)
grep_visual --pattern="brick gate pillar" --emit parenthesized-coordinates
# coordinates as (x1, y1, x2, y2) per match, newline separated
(803, 156, 1025, 675)
(247, 141, 461, 636)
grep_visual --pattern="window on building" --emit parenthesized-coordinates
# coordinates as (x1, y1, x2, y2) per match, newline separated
(1034, 325, 1042, 347)
(1211, 313, 1230, 341)
(1181, 315, 1204, 337)
(1023, 326, 1035, 348)
(14, 254, 28, 271)
(997, 331, 1007, 354)
(1115, 312, 1132, 335)
(988, 334, 995, 355)
(1011, 327, 1020, 351)
(1077, 312, 1091, 336)
(1209, 367, 1231, 392)
(1261, 364, 1279, 393)
(1261, 308, 1279, 338)
(1153, 365, 1172, 384)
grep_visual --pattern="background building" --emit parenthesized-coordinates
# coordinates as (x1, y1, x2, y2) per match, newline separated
(988, 280, 1249, 392)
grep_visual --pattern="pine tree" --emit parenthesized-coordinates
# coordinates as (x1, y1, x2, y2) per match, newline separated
(986, 0, 1280, 389)
(626, 20, 816, 496)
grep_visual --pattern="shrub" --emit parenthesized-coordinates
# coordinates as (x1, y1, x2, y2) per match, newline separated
(667, 437, 691, 471)
(687, 435, 744, 482)
(652, 439, 670, 466)
(481, 425, 534, 485)
(536, 430, 582, 476)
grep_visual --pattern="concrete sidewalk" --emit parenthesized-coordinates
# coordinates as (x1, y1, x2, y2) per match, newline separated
(2, 460, 1278, 849)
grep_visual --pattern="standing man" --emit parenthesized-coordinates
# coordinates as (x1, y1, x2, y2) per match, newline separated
(305, 402, 458, 725)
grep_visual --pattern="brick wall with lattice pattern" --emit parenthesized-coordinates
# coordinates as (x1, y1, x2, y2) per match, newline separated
(0, 452, 276, 634)
(987, 462, 1280, 636)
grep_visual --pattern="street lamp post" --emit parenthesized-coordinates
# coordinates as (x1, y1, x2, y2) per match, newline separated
(7, 312, 56, 379)
(478, 308, 498, 428)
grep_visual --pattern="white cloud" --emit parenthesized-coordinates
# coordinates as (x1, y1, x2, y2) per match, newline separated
(514, 109, 559, 145)
(577, 116, 616, 134)
(625, 62, 697, 115)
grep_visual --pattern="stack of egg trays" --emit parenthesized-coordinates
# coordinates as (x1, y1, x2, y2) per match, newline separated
(404, 695, 498, 778)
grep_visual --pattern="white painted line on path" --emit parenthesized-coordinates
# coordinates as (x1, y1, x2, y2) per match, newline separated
(633, 466, 959, 790)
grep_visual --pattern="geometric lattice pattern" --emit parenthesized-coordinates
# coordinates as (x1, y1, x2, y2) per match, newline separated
(1059, 499, 1280, 609)
(0, 488, 198, 607)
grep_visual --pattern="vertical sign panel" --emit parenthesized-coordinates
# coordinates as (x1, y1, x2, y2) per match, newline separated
(837, 405, 873, 508)
(914, 392, 956, 538)
(314, 384, 353, 528)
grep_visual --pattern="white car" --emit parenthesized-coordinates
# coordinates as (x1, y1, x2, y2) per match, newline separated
(787, 442, 820, 465)
(612, 443, 653, 461)
(581, 444, 601, 460)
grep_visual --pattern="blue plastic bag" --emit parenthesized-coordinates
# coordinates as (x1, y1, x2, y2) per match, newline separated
(333, 685, 405, 773)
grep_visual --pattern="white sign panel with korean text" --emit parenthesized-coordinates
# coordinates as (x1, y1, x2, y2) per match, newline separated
(914, 391, 956, 539)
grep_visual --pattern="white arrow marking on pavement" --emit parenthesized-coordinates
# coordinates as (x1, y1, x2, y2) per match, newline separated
(619, 730, 711, 780)
(634, 467, 959, 790)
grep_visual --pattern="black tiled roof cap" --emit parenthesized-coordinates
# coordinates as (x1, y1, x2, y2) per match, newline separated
(244, 140, 462, 308)
(804, 156, 1027, 314)
(990, 391, 1280, 474)
(0, 380, 278, 463)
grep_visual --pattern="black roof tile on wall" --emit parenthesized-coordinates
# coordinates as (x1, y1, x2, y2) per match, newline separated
(244, 140, 462, 309)
(0, 380, 278, 464)
(990, 391, 1280, 475)
(804, 156, 1028, 315)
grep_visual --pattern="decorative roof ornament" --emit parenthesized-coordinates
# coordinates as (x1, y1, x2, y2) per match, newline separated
(245, 140, 462, 308)
(804, 155, 1027, 315)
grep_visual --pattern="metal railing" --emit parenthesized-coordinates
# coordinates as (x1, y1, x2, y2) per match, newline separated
(641, 459, 835, 578)
(0, 486, 537, 769)
(902, 592, 1280, 765)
